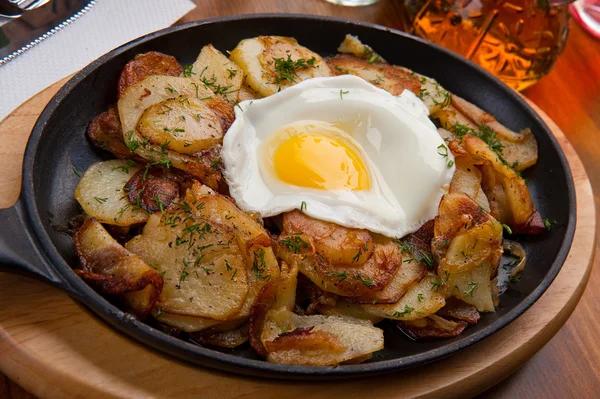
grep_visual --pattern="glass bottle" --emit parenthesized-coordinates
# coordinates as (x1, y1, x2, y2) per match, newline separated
(403, 0, 573, 91)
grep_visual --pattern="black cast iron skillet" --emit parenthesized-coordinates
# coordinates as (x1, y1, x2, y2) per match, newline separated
(0, 14, 576, 379)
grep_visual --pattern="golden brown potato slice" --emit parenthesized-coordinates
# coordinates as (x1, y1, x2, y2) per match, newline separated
(186, 182, 271, 242)
(431, 192, 503, 275)
(261, 309, 383, 366)
(118, 75, 234, 189)
(137, 96, 224, 154)
(336, 34, 386, 63)
(462, 135, 544, 234)
(328, 54, 421, 96)
(345, 232, 430, 304)
(74, 160, 148, 226)
(434, 104, 476, 131)
(437, 95, 538, 171)
(361, 274, 446, 321)
(448, 140, 491, 213)
(249, 261, 299, 356)
(190, 44, 244, 103)
(283, 210, 374, 265)
(74, 218, 162, 318)
(229, 36, 332, 97)
(118, 51, 183, 98)
(444, 221, 503, 274)
(415, 74, 452, 115)
(184, 182, 281, 321)
(125, 205, 249, 321)
(447, 261, 495, 312)
(345, 252, 426, 304)
(335, 33, 449, 113)
(277, 210, 402, 298)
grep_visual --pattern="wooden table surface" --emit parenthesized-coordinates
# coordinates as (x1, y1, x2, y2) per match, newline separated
(2, 0, 599, 398)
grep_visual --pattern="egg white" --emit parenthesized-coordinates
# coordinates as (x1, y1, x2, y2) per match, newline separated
(222, 75, 454, 238)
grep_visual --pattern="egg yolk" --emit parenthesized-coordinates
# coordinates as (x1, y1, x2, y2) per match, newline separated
(272, 130, 370, 191)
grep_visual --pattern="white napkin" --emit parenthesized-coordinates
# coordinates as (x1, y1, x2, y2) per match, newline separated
(0, 0, 196, 122)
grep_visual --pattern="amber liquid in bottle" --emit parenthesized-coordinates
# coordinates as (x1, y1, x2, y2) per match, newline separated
(404, 0, 570, 91)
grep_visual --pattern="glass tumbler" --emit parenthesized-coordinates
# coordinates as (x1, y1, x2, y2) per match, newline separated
(326, 0, 381, 6)
(403, 0, 573, 91)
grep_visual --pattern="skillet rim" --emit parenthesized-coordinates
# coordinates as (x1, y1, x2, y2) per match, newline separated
(19, 13, 576, 378)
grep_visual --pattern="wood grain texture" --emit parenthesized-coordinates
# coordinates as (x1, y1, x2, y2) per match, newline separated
(0, 0, 599, 397)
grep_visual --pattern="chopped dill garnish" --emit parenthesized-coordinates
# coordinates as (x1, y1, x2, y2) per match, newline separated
(280, 235, 309, 254)
(272, 55, 316, 85)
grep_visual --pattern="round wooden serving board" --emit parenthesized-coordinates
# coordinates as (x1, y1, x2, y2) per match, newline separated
(0, 78, 595, 399)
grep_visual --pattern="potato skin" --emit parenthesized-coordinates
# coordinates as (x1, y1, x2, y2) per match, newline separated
(327, 54, 421, 96)
(125, 167, 192, 213)
(117, 75, 232, 191)
(398, 315, 468, 340)
(278, 210, 402, 299)
(73, 218, 163, 319)
(87, 105, 141, 160)
(118, 51, 183, 98)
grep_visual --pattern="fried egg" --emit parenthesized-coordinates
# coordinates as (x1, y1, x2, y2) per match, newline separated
(222, 75, 454, 238)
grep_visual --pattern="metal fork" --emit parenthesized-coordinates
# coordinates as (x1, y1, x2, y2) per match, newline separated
(1, 0, 52, 18)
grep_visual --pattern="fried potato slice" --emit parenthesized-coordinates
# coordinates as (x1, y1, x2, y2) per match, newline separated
(283, 210, 374, 265)
(337, 34, 386, 63)
(398, 314, 468, 340)
(361, 274, 446, 321)
(125, 205, 249, 321)
(86, 105, 142, 160)
(334, 34, 450, 114)
(124, 167, 190, 213)
(415, 74, 452, 115)
(137, 96, 224, 154)
(249, 261, 299, 356)
(118, 51, 183, 98)
(187, 182, 271, 242)
(328, 54, 421, 96)
(277, 210, 402, 298)
(436, 95, 538, 171)
(261, 309, 383, 366)
(190, 44, 244, 103)
(74, 160, 148, 226)
(345, 231, 432, 305)
(431, 192, 503, 275)
(118, 75, 234, 189)
(462, 135, 544, 234)
(435, 296, 480, 325)
(185, 182, 281, 321)
(434, 104, 476, 131)
(447, 261, 495, 312)
(230, 36, 332, 97)
(345, 260, 427, 304)
(74, 218, 162, 318)
(448, 140, 491, 212)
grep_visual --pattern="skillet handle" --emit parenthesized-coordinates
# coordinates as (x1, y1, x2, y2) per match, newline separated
(0, 201, 71, 291)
